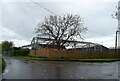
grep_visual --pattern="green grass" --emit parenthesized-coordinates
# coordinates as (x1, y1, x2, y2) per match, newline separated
(12, 56, 47, 60)
(0, 54, 6, 73)
(12, 56, 120, 62)
(12, 56, 64, 61)
(0, 54, 2, 70)
(2, 58, 6, 73)
(74, 58, 119, 62)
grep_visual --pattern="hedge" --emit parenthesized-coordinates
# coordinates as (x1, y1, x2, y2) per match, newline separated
(2, 58, 6, 73)
(12, 49, 29, 56)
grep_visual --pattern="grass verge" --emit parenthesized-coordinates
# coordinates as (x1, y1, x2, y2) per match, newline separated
(2, 58, 6, 73)
(0, 54, 6, 73)
(12, 56, 120, 62)
(0, 54, 2, 71)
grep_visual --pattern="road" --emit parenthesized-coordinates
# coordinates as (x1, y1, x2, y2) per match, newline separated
(2, 57, 119, 79)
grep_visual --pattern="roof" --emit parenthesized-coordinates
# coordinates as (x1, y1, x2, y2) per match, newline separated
(68, 44, 108, 49)
(32, 37, 98, 45)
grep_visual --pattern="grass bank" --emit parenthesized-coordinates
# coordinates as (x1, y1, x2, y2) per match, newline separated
(0, 54, 6, 73)
(0, 54, 2, 70)
(2, 58, 6, 73)
(12, 56, 120, 62)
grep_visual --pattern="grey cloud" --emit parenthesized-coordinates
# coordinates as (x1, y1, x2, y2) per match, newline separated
(1, 1, 118, 47)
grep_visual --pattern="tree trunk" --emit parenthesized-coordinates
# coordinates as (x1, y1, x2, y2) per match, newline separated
(57, 43, 61, 50)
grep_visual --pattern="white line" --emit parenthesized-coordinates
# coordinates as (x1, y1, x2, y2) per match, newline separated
(3, 70, 9, 75)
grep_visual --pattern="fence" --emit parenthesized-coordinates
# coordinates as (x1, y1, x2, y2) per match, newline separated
(29, 49, 119, 59)
(2, 51, 13, 56)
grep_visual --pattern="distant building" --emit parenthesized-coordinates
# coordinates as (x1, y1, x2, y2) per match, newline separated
(22, 45, 31, 49)
(30, 37, 104, 51)
(23, 37, 111, 52)
(22, 43, 65, 50)
(109, 47, 120, 52)
(67, 44, 109, 52)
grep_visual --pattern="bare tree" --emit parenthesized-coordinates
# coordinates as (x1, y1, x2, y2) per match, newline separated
(35, 14, 87, 50)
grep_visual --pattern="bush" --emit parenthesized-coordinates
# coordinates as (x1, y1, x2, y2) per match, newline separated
(2, 58, 6, 73)
(12, 49, 29, 56)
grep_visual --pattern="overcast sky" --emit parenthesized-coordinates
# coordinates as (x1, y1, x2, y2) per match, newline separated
(0, 0, 119, 48)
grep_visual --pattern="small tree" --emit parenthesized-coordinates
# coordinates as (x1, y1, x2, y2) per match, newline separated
(2, 41, 14, 51)
(35, 14, 87, 50)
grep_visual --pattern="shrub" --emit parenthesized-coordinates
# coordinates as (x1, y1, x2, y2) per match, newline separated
(12, 49, 29, 56)
(2, 58, 6, 73)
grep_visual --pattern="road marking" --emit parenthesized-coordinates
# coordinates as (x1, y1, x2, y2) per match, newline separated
(3, 70, 9, 75)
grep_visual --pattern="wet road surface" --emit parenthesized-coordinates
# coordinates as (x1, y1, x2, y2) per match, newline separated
(2, 57, 119, 79)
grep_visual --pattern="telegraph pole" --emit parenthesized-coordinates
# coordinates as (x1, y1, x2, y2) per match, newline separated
(118, 1, 120, 51)
(112, 1, 120, 52)
(115, 31, 119, 52)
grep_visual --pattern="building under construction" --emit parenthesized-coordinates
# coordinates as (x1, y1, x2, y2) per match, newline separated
(27, 37, 109, 52)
